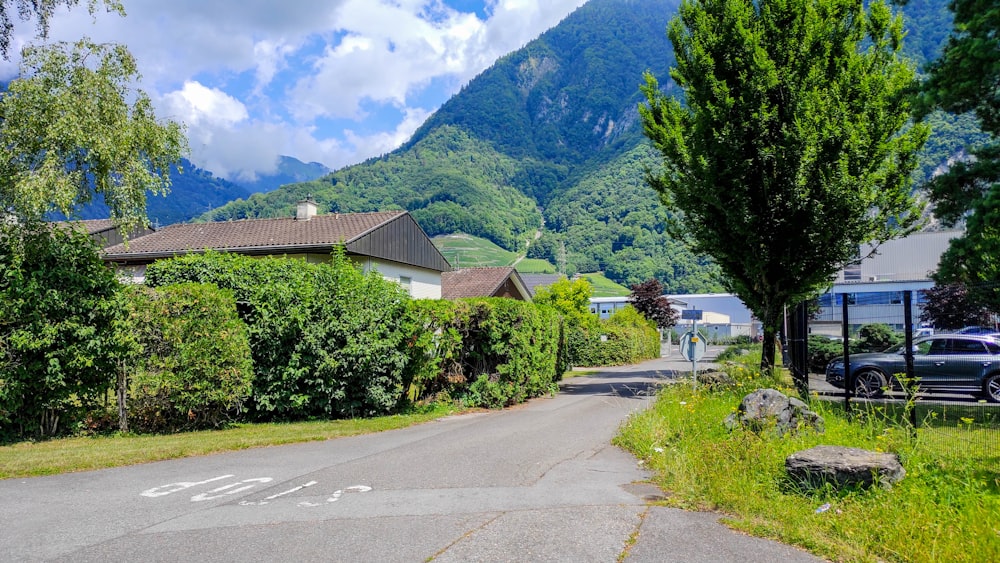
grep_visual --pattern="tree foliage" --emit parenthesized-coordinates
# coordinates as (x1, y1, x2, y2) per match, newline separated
(915, 0, 1000, 306)
(0, 39, 186, 237)
(628, 278, 679, 329)
(640, 0, 929, 370)
(921, 282, 996, 330)
(0, 0, 123, 58)
(0, 221, 121, 440)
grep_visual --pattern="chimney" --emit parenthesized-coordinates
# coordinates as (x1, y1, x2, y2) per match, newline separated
(296, 196, 318, 221)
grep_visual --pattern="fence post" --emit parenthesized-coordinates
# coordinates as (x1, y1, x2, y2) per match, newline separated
(842, 294, 852, 414)
(904, 290, 918, 430)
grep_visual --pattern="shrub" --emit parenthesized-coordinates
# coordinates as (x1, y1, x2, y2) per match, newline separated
(405, 298, 566, 408)
(0, 222, 121, 441)
(120, 284, 254, 433)
(146, 249, 413, 420)
(569, 306, 660, 367)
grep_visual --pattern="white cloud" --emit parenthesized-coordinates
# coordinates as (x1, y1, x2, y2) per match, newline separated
(3, 0, 587, 179)
(162, 81, 248, 127)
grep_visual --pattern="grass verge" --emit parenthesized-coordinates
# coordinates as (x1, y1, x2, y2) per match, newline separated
(0, 403, 457, 479)
(614, 349, 1000, 562)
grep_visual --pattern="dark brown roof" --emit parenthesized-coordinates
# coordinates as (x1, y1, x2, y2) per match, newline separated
(442, 267, 527, 299)
(103, 211, 405, 257)
(54, 219, 118, 234)
(101, 211, 452, 273)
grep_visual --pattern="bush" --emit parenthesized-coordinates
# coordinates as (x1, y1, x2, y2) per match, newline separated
(405, 298, 566, 408)
(569, 306, 660, 367)
(146, 250, 414, 420)
(120, 284, 254, 433)
(0, 222, 121, 441)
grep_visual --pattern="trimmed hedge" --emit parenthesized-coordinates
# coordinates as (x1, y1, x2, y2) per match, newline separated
(0, 222, 121, 441)
(146, 250, 414, 420)
(120, 284, 254, 433)
(568, 306, 661, 367)
(406, 298, 566, 408)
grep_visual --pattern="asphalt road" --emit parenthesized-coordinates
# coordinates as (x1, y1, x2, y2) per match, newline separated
(1, 350, 822, 562)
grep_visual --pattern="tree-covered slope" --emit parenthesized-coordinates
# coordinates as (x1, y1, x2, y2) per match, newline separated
(67, 158, 250, 227)
(201, 0, 976, 294)
(202, 126, 542, 251)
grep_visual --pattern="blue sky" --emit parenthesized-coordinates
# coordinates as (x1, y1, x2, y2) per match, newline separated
(1, 0, 586, 181)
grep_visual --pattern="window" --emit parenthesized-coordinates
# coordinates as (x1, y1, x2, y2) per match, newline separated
(399, 276, 412, 295)
(951, 339, 987, 355)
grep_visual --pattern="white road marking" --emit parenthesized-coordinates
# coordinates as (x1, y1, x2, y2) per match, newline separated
(141, 475, 235, 498)
(239, 481, 318, 506)
(300, 485, 372, 507)
(190, 478, 273, 502)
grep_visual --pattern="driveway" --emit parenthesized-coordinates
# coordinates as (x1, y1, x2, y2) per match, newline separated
(0, 351, 821, 562)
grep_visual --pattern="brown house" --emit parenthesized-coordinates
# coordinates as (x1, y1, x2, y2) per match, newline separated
(101, 200, 451, 298)
(441, 267, 531, 301)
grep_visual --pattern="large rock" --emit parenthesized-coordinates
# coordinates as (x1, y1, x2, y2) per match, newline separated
(786, 445, 905, 491)
(696, 370, 734, 389)
(724, 388, 824, 435)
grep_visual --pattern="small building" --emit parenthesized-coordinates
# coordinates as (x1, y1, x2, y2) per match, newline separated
(442, 267, 531, 301)
(101, 200, 451, 298)
(519, 273, 563, 298)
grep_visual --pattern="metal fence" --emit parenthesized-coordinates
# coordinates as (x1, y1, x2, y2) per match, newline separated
(788, 288, 999, 469)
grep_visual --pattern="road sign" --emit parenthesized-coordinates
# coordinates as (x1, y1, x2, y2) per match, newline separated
(681, 309, 703, 320)
(678, 331, 706, 362)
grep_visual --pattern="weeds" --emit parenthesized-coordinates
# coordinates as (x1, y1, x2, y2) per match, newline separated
(615, 351, 1000, 562)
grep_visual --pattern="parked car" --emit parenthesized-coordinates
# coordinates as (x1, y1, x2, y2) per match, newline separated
(825, 334, 1000, 402)
(955, 326, 1000, 336)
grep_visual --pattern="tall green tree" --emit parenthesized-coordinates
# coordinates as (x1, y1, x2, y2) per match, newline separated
(0, 39, 187, 237)
(640, 0, 929, 371)
(915, 0, 1000, 310)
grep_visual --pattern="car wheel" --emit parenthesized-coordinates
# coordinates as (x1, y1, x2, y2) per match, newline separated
(853, 369, 886, 399)
(984, 374, 1000, 403)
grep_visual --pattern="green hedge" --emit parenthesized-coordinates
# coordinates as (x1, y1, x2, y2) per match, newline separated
(406, 298, 566, 408)
(0, 222, 121, 441)
(568, 307, 660, 367)
(146, 250, 413, 420)
(119, 284, 254, 433)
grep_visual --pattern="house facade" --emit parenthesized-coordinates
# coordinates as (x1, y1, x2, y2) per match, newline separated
(101, 200, 452, 299)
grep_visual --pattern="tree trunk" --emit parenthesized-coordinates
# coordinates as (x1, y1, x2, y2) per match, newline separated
(116, 361, 129, 433)
(760, 326, 777, 373)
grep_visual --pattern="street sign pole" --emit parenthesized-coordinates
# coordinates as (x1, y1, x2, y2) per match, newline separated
(680, 309, 705, 389)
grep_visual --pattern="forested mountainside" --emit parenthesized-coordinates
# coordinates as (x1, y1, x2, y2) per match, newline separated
(201, 0, 979, 293)
(68, 155, 329, 226)
(69, 158, 250, 227)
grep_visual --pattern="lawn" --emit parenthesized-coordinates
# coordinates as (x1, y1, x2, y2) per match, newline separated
(615, 348, 1000, 562)
(0, 404, 456, 479)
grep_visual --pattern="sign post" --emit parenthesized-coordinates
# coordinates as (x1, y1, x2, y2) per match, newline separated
(679, 309, 705, 387)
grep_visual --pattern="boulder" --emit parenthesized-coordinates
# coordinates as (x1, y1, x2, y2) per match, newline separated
(786, 445, 905, 491)
(724, 388, 824, 435)
(697, 370, 735, 388)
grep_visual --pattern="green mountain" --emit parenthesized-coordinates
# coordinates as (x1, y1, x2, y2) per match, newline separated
(201, 0, 976, 293)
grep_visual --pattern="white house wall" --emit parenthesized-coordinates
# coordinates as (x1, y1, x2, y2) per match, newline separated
(357, 258, 442, 299)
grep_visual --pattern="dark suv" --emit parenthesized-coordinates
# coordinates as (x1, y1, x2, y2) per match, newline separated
(825, 334, 1000, 402)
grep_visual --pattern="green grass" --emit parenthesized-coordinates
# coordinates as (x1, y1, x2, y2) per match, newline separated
(579, 272, 630, 297)
(615, 350, 1000, 562)
(515, 258, 557, 273)
(432, 233, 518, 268)
(0, 404, 457, 479)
